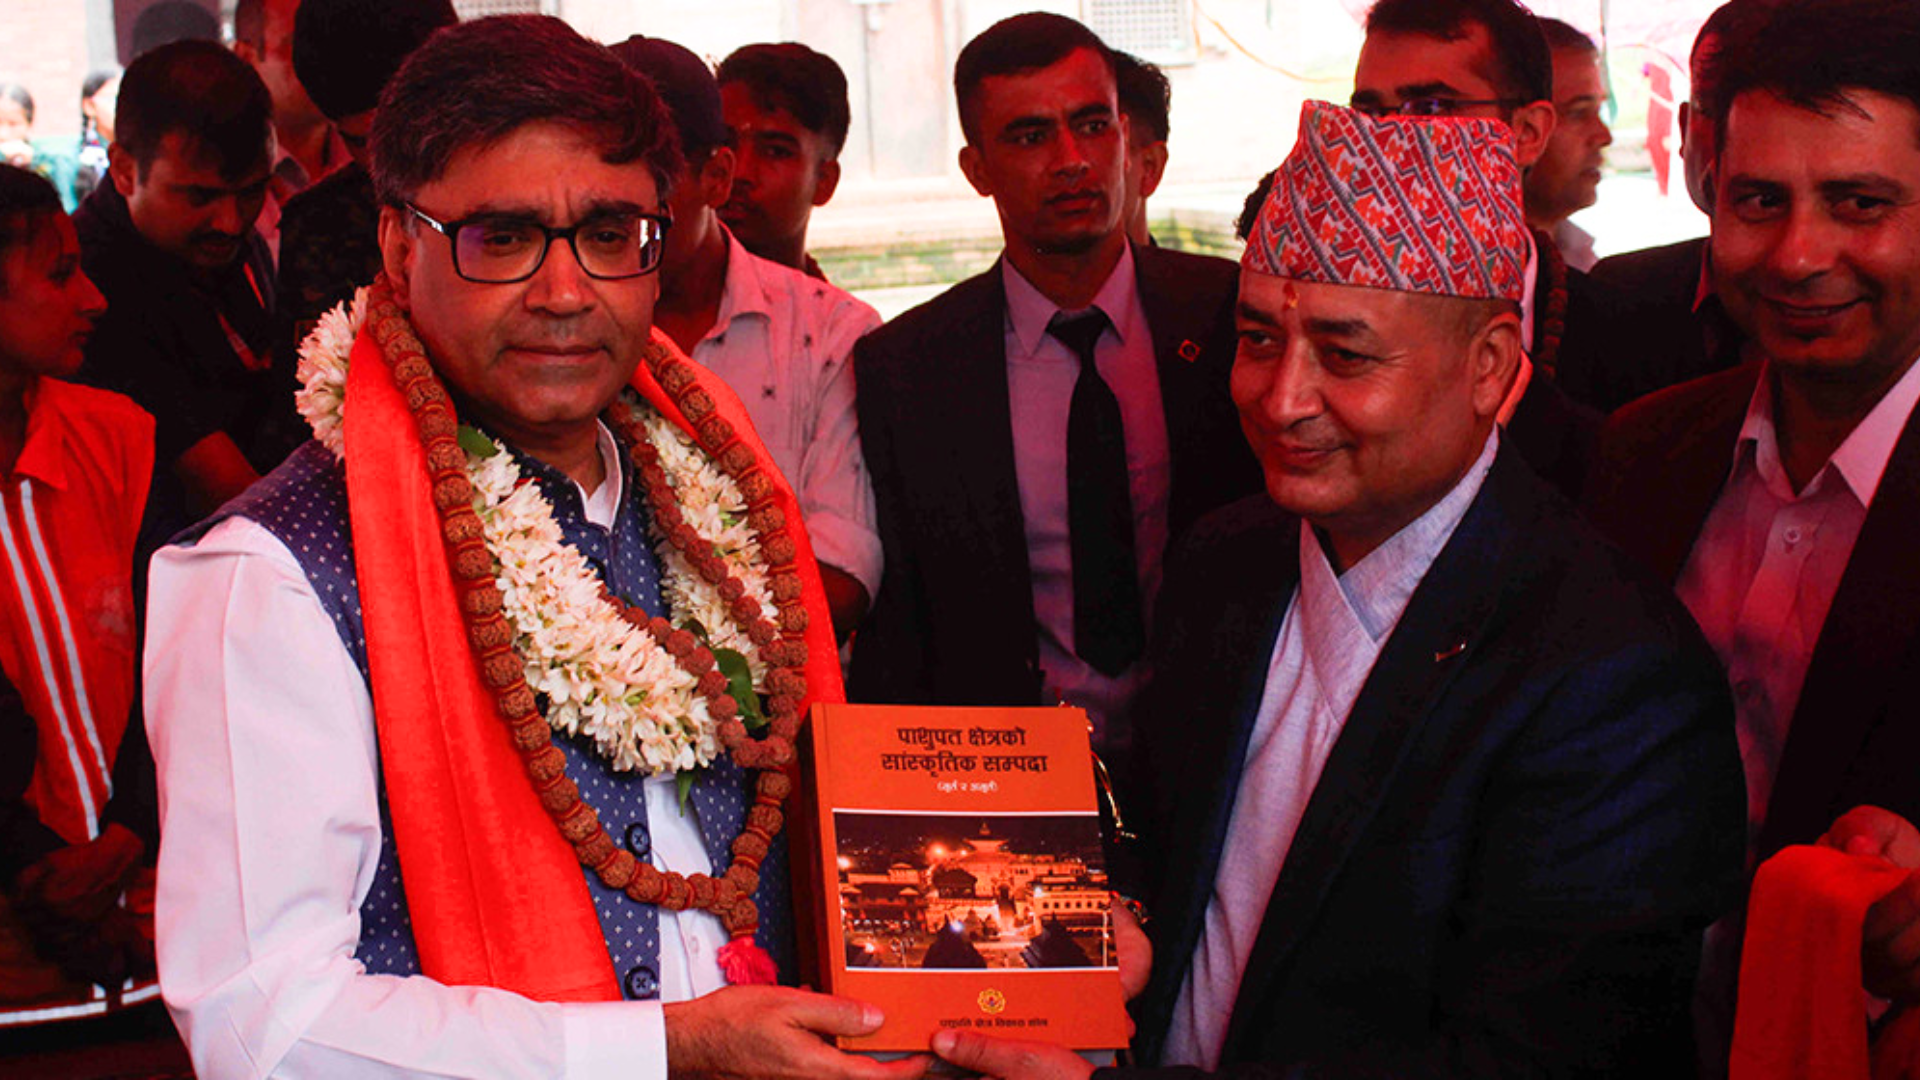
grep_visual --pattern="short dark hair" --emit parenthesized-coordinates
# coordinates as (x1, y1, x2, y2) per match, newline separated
(0, 165, 63, 292)
(370, 15, 683, 206)
(1537, 17, 1597, 56)
(716, 43, 852, 157)
(0, 85, 32, 125)
(1236, 169, 1277, 241)
(1113, 50, 1171, 144)
(116, 39, 273, 180)
(609, 36, 733, 165)
(293, 0, 457, 121)
(1364, 0, 1552, 106)
(1689, 0, 1780, 119)
(954, 13, 1115, 146)
(130, 0, 221, 59)
(1713, 0, 1920, 137)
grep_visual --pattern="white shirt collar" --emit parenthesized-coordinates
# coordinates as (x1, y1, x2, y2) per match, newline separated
(703, 226, 777, 346)
(1736, 355, 1920, 507)
(576, 420, 626, 528)
(1001, 243, 1140, 359)
(1300, 429, 1500, 645)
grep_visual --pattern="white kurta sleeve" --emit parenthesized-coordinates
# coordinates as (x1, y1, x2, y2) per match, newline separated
(144, 517, 668, 1079)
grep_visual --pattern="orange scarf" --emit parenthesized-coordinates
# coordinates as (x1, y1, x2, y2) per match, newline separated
(1731, 845, 1913, 1080)
(342, 315, 841, 1002)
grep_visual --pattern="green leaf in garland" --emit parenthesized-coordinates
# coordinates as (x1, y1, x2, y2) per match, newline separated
(457, 424, 499, 458)
(713, 647, 767, 731)
(677, 768, 697, 812)
(682, 618, 710, 643)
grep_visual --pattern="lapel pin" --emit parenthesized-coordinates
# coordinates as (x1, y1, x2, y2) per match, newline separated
(1177, 339, 1202, 363)
(1434, 640, 1468, 663)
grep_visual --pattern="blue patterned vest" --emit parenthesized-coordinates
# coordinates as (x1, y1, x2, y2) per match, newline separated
(184, 438, 795, 999)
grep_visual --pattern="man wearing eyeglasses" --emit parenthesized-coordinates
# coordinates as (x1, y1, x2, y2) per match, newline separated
(1350, 0, 1611, 497)
(142, 16, 923, 1080)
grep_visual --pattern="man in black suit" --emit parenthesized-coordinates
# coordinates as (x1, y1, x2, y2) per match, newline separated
(1349, 0, 1606, 494)
(1581, 0, 1775, 412)
(933, 101, 1743, 1080)
(850, 13, 1259, 773)
(1586, 1, 1920, 1066)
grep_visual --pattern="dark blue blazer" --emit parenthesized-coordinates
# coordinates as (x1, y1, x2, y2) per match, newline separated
(1112, 444, 1746, 1078)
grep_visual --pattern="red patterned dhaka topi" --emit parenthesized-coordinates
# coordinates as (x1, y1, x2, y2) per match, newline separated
(1244, 100, 1528, 302)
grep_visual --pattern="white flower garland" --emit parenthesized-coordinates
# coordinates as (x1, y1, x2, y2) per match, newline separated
(295, 298, 775, 775)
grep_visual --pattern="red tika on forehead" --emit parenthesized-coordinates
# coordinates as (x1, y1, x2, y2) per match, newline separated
(1244, 100, 1529, 303)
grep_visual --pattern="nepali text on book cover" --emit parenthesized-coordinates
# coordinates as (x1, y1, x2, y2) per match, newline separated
(795, 704, 1129, 1053)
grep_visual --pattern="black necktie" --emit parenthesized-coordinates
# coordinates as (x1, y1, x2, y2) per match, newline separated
(1047, 308, 1144, 677)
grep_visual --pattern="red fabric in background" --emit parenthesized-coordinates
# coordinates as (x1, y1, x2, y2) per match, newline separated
(1731, 845, 1909, 1080)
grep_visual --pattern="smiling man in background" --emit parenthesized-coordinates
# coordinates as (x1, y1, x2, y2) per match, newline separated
(1586, 0, 1920, 1067)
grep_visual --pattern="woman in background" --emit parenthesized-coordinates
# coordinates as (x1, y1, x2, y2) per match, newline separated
(73, 69, 120, 206)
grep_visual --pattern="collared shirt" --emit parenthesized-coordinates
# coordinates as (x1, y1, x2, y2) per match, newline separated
(1553, 219, 1598, 273)
(1680, 357, 1920, 1070)
(1001, 245, 1172, 758)
(1164, 430, 1499, 1070)
(1677, 356, 1920, 855)
(146, 424, 724, 1079)
(689, 230, 883, 595)
(256, 127, 353, 263)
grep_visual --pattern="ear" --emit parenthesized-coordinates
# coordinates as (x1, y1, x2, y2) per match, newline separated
(231, 40, 262, 66)
(699, 147, 735, 210)
(106, 142, 136, 198)
(377, 204, 416, 311)
(958, 144, 991, 197)
(1138, 143, 1169, 200)
(1468, 307, 1525, 419)
(1507, 100, 1556, 169)
(812, 158, 841, 207)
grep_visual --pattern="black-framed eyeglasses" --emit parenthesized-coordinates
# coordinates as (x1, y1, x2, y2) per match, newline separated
(405, 203, 672, 284)
(1350, 96, 1520, 119)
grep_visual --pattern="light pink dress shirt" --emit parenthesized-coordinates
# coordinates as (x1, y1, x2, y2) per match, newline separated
(1677, 357, 1920, 856)
(1001, 246, 1170, 757)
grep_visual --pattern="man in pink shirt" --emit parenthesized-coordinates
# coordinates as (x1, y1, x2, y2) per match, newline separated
(1586, 0, 1920, 1068)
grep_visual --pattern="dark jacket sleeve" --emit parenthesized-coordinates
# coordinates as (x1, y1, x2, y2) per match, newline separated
(846, 331, 935, 705)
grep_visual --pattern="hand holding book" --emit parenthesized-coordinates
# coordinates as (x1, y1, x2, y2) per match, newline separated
(664, 985, 935, 1080)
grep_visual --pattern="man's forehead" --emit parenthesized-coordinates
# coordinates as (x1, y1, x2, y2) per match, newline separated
(424, 122, 662, 210)
(152, 131, 271, 186)
(1240, 271, 1410, 323)
(1355, 24, 1501, 100)
(1722, 88, 1920, 175)
(1552, 48, 1603, 93)
(979, 49, 1116, 111)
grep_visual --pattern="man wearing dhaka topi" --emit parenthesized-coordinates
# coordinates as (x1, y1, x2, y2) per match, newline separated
(931, 103, 1743, 1079)
(143, 16, 930, 1080)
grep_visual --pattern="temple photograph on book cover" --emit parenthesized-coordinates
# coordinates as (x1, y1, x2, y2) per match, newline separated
(833, 812, 1116, 971)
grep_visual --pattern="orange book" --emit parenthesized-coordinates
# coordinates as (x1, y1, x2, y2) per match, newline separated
(795, 704, 1130, 1055)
